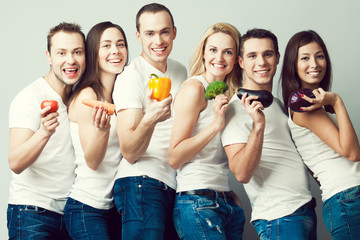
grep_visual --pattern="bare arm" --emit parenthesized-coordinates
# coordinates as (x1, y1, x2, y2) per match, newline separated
(69, 88, 111, 170)
(295, 88, 360, 162)
(8, 106, 59, 174)
(224, 93, 266, 183)
(168, 80, 228, 169)
(116, 90, 172, 163)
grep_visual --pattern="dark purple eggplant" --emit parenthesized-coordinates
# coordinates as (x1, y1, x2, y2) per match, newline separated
(288, 88, 315, 112)
(289, 88, 335, 113)
(236, 88, 273, 108)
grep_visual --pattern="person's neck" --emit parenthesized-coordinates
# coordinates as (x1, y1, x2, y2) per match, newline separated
(43, 71, 71, 102)
(243, 79, 273, 93)
(99, 72, 116, 103)
(141, 54, 167, 73)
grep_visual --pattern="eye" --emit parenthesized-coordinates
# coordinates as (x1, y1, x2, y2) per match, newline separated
(161, 30, 170, 35)
(58, 51, 65, 56)
(209, 48, 216, 53)
(225, 50, 233, 55)
(74, 50, 83, 55)
(146, 32, 153, 37)
(264, 53, 273, 58)
(317, 54, 325, 59)
(102, 44, 110, 48)
(248, 54, 256, 59)
(300, 56, 309, 61)
(118, 43, 125, 47)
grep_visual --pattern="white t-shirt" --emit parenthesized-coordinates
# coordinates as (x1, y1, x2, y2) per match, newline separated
(221, 94, 312, 222)
(8, 77, 75, 214)
(112, 56, 187, 189)
(175, 76, 231, 192)
(289, 112, 360, 201)
(69, 113, 121, 210)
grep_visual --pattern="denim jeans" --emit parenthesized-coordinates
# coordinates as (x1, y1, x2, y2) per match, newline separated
(322, 185, 360, 240)
(113, 175, 178, 240)
(7, 204, 70, 240)
(252, 198, 317, 240)
(173, 190, 245, 240)
(64, 198, 122, 240)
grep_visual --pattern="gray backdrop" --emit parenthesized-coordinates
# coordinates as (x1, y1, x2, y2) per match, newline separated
(1, 0, 359, 239)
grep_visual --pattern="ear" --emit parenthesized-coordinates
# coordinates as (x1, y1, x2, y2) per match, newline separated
(46, 50, 52, 65)
(172, 26, 177, 40)
(136, 31, 141, 43)
(276, 52, 280, 65)
(238, 56, 244, 69)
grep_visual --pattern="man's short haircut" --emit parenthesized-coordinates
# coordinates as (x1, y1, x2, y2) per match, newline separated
(240, 28, 278, 57)
(136, 3, 174, 32)
(47, 22, 85, 53)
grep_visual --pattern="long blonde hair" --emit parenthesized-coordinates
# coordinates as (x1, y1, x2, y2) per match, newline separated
(189, 22, 242, 97)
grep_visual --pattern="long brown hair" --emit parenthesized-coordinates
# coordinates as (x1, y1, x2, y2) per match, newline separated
(70, 21, 128, 104)
(189, 22, 242, 97)
(280, 30, 332, 115)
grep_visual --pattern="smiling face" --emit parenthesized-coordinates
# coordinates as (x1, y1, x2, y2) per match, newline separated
(136, 11, 176, 72)
(203, 32, 237, 82)
(296, 41, 327, 89)
(239, 38, 279, 90)
(98, 27, 128, 77)
(46, 31, 85, 87)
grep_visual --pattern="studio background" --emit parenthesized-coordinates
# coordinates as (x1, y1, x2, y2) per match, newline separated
(1, 0, 359, 239)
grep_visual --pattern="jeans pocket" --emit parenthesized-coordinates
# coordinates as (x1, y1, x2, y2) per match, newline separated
(196, 198, 219, 210)
(341, 186, 360, 202)
(7, 206, 14, 230)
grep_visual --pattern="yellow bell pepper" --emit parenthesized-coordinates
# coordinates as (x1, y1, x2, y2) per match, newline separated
(148, 73, 172, 101)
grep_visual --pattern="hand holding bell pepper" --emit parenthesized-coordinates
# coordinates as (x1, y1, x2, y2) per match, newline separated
(148, 73, 171, 101)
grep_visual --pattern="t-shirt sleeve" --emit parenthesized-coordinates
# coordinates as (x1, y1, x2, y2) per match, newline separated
(9, 89, 40, 132)
(221, 97, 252, 147)
(113, 67, 145, 112)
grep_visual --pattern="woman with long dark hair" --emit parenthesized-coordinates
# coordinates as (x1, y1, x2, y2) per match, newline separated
(64, 21, 128, 240)
(281, 30, 360, 239)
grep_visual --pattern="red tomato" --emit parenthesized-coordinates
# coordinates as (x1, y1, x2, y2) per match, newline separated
(41, 100, 59, 113)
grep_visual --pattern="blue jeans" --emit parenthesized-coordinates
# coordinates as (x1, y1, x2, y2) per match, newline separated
(253, 198, 317, 240)
(113, 176, 178, 240)
(173, 190, 245, 240)
(7, 204, 70, 240)
(64, 198, 121, 240)
(322, 185, 360, 240)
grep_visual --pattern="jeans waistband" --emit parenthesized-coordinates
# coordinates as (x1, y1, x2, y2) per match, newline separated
(139, 175, 176, 193)
(178, 189, 233, 200)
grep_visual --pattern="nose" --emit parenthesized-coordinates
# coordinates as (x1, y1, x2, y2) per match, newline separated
(111, 44, 120, 54)
(154, 34, 163, 45)
(215, 51, 224, 61)
(256, 55, 265, 65)
(66, 53, 76, 64)
(309, 57, 318, 68)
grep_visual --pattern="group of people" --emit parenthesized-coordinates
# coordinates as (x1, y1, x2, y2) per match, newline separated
(7, 2, 360, 240)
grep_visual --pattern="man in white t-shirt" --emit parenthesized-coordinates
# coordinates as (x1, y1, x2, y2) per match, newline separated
(7, 22, 86, 239)
(221, 29, 317, 240)
(112, 3, 187, 240)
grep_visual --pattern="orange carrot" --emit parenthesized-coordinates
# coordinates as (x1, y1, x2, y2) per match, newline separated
(82, 99, 116, 115)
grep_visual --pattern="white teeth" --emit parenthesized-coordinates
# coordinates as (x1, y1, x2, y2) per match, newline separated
(213, 63, 225, 68)
(308, 72, 320, 76)
(108, 59, 121, 63)
(257, 70, 268, 74)
(64, 69, 77, 73)
(153, 48, 165, 52)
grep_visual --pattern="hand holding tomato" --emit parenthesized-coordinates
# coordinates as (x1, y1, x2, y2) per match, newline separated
(41, 100, 59, 113)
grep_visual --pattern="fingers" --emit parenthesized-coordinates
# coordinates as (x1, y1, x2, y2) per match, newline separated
(92, 106, 111, 129)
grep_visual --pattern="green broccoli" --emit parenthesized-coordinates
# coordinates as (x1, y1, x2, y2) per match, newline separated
(205, 81, 229, 100)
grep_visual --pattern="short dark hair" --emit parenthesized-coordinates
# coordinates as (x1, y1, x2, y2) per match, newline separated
(136, 3, 174, 32)
(280, 30, 332, 114)
(240, 28, 278, 57)
(47, 22, 85, 52)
